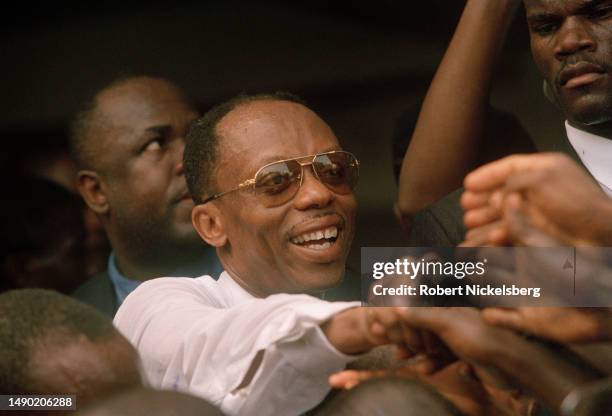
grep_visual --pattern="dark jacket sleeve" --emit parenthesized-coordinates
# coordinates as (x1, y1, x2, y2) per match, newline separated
(407, 188, 466, 247)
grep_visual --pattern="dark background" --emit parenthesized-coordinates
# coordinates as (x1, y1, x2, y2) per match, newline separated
(2, 1, 566, 270)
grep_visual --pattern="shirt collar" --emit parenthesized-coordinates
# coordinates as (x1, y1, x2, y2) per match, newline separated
(566, 121, 612, 196)
(107, 252, 142, 306)
(215, 271, 330, 305)
(107, 247, 225, 308)
(216, 271, 256, 305)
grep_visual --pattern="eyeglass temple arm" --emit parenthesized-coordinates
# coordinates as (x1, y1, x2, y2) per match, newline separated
(200, 178, 256, 205)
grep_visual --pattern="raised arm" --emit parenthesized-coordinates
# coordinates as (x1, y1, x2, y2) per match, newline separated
(396, 0, 520, 232)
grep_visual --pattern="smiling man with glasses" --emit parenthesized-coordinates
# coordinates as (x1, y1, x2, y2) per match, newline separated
(184, 93, 360, 297)
(114, 93, 426, 415)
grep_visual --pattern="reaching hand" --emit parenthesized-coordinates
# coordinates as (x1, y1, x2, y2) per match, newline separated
(461, 153, 612, 246)
(482, 307, 612, 344)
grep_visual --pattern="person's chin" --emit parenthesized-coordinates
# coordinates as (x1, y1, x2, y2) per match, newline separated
(566, 101, 612, 126)
(560, 87, 612, 122)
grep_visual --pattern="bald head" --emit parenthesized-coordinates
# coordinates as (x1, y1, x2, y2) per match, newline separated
(184, 91, 304, 204)
(70, 76, 194, 172)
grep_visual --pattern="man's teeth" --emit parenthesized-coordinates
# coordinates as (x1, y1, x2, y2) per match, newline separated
(291, 226, 338, 245)
(308, 241, 332, 250)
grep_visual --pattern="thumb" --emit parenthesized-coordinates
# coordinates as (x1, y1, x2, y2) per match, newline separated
(503, 193, 558, 246)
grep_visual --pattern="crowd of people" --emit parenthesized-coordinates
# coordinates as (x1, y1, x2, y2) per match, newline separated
(2, 0, 612, 414)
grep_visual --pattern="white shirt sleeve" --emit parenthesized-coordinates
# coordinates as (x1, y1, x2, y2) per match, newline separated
(113, 277, 360, 416)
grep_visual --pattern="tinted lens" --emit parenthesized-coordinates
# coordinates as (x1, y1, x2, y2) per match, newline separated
(254, 160, 302, 206)
(313, 152, 359, 194)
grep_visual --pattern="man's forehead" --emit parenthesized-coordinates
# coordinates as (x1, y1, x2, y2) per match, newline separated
(216, 100, 340, 174)
(524, 0, 598, 14)
(97, 81, 196, 131)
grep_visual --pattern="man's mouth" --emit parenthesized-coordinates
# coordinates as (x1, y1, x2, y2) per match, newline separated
(290, 226, 339, 250)
(559, 62, 606, 89)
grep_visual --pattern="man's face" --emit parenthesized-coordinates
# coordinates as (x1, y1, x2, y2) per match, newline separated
(525, 0, 612, 126)
(96, 80, 200, 251)
(213, 100, 357, 296)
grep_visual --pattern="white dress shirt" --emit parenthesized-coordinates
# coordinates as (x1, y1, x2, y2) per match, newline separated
(566, 121, 612, 196)
(114, 271, 360, 415)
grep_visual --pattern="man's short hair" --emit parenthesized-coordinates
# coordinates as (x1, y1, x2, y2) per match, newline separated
(183, 91, 305, 204)
(69, 80, 120, 170)
(69, 75, 179, 170)
(0, 289, 119, 394)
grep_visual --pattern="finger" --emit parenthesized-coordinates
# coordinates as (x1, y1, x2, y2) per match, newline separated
(481, 308, 525, 332)
(461, 191, 491, 211)
(464, 204, 502, 229)
(396, 354, 447, 376)
(328, 370, 360, 388)
(364, 308, 391, 344)
(503, 170, 544, 194)
(372, 308, 405, 344)
(503, 194, 560, 247)
(486, 222, 512, 246)
(398, 321, 424, 356)
(463, 221, 506, 246)
(396, 307, 450, 333)
(328, 370, 382, 389)
(464, 154, 537, 192)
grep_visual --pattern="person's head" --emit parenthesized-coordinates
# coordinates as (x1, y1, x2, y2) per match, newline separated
(186, 93, 358, 297)
(524, 0, 612, 130)
(70, 76, 201, 265)
(318, 377, 460, 416)
(0, 176, 87, 293)
(75, 387, 223, 416)
(0, 289, 141, 407)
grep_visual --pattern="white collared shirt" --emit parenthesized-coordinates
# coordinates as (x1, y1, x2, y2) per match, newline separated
(113, 271, 359, 416)
(566, 121, 612, 196)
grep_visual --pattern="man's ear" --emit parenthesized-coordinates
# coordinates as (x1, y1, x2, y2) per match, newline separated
(77, 170, 109, 215)
(192, 203, 228, 247)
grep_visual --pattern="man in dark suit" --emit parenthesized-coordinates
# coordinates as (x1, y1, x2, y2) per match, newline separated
(71, 76, 222, 316)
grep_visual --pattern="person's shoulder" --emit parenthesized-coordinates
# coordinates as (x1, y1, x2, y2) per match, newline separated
(122, 275, 220, 309)
(72, 270, 117, 317)
(114, 275, 221, 328)
(136, 275, 217, 296)
(408, 188, 465, 247)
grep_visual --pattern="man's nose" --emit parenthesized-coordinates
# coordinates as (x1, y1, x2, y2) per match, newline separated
(292, 167, 334, 210)
(555, 17, 596, 59)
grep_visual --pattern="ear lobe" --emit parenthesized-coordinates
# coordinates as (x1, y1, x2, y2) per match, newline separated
(77, 170, 109, 215)
(192, 203, 227, 247)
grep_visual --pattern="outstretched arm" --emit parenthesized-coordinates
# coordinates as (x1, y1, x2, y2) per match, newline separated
(396, 0, 520, 232)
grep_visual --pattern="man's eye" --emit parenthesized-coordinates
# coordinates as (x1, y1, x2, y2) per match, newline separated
(257, 172, 293, 194)
(142, 139, 162, 153)
(589, 5, 612, 19)
(532, 23, 559, 36)
(319, 163, 345, 177)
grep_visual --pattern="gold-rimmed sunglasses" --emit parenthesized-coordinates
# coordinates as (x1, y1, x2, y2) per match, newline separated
(201, 150, 359, 207)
